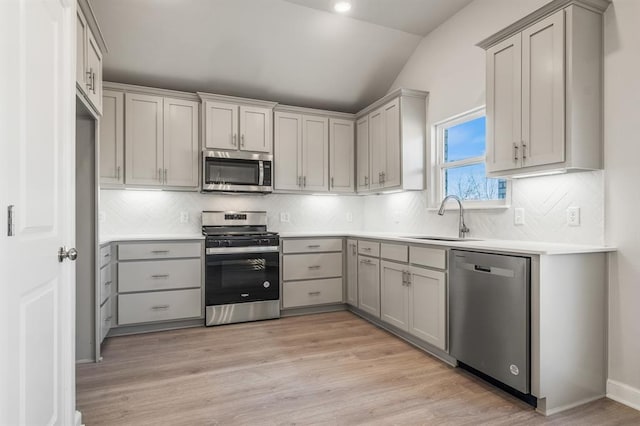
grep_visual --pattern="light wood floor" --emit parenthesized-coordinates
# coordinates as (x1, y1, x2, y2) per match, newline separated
(77, 311, 640, 425)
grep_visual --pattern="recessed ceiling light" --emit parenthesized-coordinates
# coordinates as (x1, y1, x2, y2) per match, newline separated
(333, 1, 352, 13)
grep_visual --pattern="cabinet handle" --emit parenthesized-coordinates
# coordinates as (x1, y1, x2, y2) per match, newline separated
(164, 169, 168, 184)
(92, 71, 96, 94)
(151, 250, 170, 254)
(151, 305, 170, 310)
(406, 272, 411, 286)
(521, 142, 527, 161)
(297, 176, 302, 187)
(158, 168, 163, 182)
(232, 134, 237, 147)
(308, 291, 321, 296)
(85, 68, 93, 88)
(307, 244, 321, 248)
(513, 142, 519, 162)
(103, 253, 110, 258)
(241, 134, 245, 148)
(116, 166, 121, 181)
(360, 258, 372, 264)
(151, 274, 170, 279)
(308, 265, 321, 270)
(362, 247, 372, 251)
(364, 176, 369, 186)
(303, 176, 307, 187)
(105, 315, 113, 322)
(381, 172, 385, 184)
(105, 280, 112, 286)
(352, 244, 356, 255)
(331, 177, 334, 188)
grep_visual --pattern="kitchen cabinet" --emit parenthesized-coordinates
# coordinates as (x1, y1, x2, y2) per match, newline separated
(281, 238, 344, 310)
(329, 118, 355, 193)
(100, 90, 124, 186)
(199, 93, 277, 153)
(380, 260, 409, 331)
(358, 254, 380, 318)
(480, 2, 605, 177)
(76, 0, 104, 115)
(120, 88, 199, 189)
(408, 265, 446, 350)
(98, 244, 114, 344)
(346, 239, 358, 306)
(355, 89, 427, 193)
(114, 240, 203, 328)
(302, 115, 329, 191)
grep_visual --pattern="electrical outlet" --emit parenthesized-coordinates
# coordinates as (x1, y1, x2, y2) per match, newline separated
(98, 212, 106, 223)
(567, 207, 580, 226)
(280, 212, 290, 223)
(179, 211, 189, 224)
(514, 208, 525, 225)
(346, 212, 353, 223)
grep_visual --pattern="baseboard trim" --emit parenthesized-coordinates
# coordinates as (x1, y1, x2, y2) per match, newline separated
(280, 303, 347, 317)
(75, 410, 83, 426)
(607, 379, 640, 412)
(536, 395, 604, 416)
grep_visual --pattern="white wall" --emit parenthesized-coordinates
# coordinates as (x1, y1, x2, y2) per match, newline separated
(604, 0, 640, 408)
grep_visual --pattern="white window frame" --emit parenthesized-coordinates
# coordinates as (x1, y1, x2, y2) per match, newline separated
(430, 106, 510, 210)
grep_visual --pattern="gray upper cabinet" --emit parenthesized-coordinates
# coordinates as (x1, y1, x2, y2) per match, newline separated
(163, 98, 199, 188)
(125, 92, 164, 187)
(100, 90, 124, 186)
(480, 0, 608, 178)
(329, 118, 355, 193)
(355, 89, 427, 193)
(199, 93, 277, 154)
(76, 0, 105, 115)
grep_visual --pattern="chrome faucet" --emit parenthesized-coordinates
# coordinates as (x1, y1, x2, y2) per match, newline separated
(438, 195, 470, 239)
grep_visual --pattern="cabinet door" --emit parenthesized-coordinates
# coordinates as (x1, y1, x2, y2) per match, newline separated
(380, 261, 409, 332)
(486, 33, 522, 173)
(409, 266, 446, 350)
(329, 118, 355, 193)
(163, 98, 199, 188)
(274, 112, 302, 191)
(369, 108, 384, 190)
(240, 106, 272, 153)
(125, 93, 164, 186)
(204, 101, 238, 150)
(522, 10, 565, 168)
(100, 90, 124, 185)
(356, 116, 370, 191)
(382, 98, 401, 188)
(85, 29, 102, 114)
(346, 240, 358, 306)
(358, 256, 380, 317)
(76, 6, 87, 90)
(302, 115, 329, 192)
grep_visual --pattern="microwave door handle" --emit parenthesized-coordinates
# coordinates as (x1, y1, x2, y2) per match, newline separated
(259, 161, 264, 186)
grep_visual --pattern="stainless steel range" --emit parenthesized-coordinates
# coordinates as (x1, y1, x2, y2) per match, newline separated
(203, 211, 280, 326)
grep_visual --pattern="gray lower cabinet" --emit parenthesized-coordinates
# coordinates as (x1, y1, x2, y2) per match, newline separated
(98, 243, 114, 343)
(114, 240, 203, 327)
(357, 253, 380, 317)
(345, 239, 358, 306)
(281, 238, 344, 309)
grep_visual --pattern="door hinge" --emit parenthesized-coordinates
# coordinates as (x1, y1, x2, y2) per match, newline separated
(7, 205, 15, 236)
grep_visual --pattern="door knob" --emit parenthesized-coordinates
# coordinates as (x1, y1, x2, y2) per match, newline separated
(58, 247, 78, 262)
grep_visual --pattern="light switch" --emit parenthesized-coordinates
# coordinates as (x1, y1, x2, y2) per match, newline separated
(514, 208, 525, 225)
(567, 207, 580, 226)
(280, 212, 290, 223)
(179, 211, 189, 224)
(346, 212, 353, 223)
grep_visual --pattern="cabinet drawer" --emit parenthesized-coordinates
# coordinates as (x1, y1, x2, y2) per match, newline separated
(283, 278, 343, 308)
(118, 242, 201, 260)
(118, 259, 201, 293)
(358, 240, 380, 257)
(100, 298, 112, 343)
(381, 243, 408, 263)
(410, 246, 447, 269)
(118, 289, 201, 325)
(99, 244, 112, 268)
(283, 238, 342, 254)
(99, 263, 113, 305)
(283, 253, 342, 281)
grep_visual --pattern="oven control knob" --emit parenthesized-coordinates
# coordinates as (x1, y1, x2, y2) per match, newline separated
(263, 281, 270, 288)
(262, 239, 270, 245)
(224, 240, 231, 247)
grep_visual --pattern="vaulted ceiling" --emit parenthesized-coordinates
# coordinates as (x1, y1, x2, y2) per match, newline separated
(91, 0, 473, 112)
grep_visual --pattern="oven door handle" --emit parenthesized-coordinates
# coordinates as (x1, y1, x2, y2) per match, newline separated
(206, 246, 280, 255)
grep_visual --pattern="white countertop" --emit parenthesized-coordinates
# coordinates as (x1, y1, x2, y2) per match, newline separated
(100, 234, 204, 245)
(278, 231, 615, 255)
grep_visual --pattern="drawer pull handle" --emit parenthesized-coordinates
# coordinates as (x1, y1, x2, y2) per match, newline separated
(105, 315, 113, 322)
(308, 291, 321, 296)
(308, 265, 321, 270)
(307, 244, 321, 248)
(151, 250, 170, 254)
(105, 281, 112, 286)
(151, 305, 170, 310)
(241, 293, 249, 297)
(103, 253, 110, 258)
(360, 259, 373, 264)
(362, 247, 372, 251)
(151, 274, 170, 279)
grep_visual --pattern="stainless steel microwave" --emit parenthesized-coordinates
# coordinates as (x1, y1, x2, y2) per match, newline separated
(202, 150, 273, 193)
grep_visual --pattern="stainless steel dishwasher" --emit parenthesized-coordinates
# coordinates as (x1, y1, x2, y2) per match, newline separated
(449, 250, 531, 397)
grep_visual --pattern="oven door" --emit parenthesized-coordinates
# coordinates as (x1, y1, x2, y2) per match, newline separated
(205, 248, 279, 305)
(202, 151, 272, 193)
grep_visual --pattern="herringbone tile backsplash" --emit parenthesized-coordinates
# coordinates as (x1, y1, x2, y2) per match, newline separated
(100, 170, 604, 245)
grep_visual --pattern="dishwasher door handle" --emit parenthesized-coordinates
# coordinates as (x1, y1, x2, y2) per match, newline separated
(459, 262, 515, 278)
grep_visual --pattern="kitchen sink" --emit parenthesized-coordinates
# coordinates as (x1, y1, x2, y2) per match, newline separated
(401, 236, 482, 242)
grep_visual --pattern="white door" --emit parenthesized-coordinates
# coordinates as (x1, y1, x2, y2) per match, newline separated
(163, 98, 199, 188)
(1, 0, 76, 424)
(380, 261, 409, 331)
(486, 33, 522, 173)
(125, 93, 164, 186)
(357, 256, 380, 317)
(301, 115, 329, 192)
(409, 266, 447, 350)
(100, 89, 124, 185)
(356, 116, 370, 191)
(521, 10, 565, 168)
(240, 105, 272, 153)
(368, 108, 384, 190)
(329, 118, 355, 193)
(382, 99, 401, 188)
(274, 112, 302, 191)
(346, 240, 358, 306)
(204, 101, 238, 150)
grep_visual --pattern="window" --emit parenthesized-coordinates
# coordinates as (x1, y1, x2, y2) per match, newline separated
(433, 108, 508, 208)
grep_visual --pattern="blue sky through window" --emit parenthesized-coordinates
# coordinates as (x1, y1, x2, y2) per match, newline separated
(445, 116, 486, 162)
